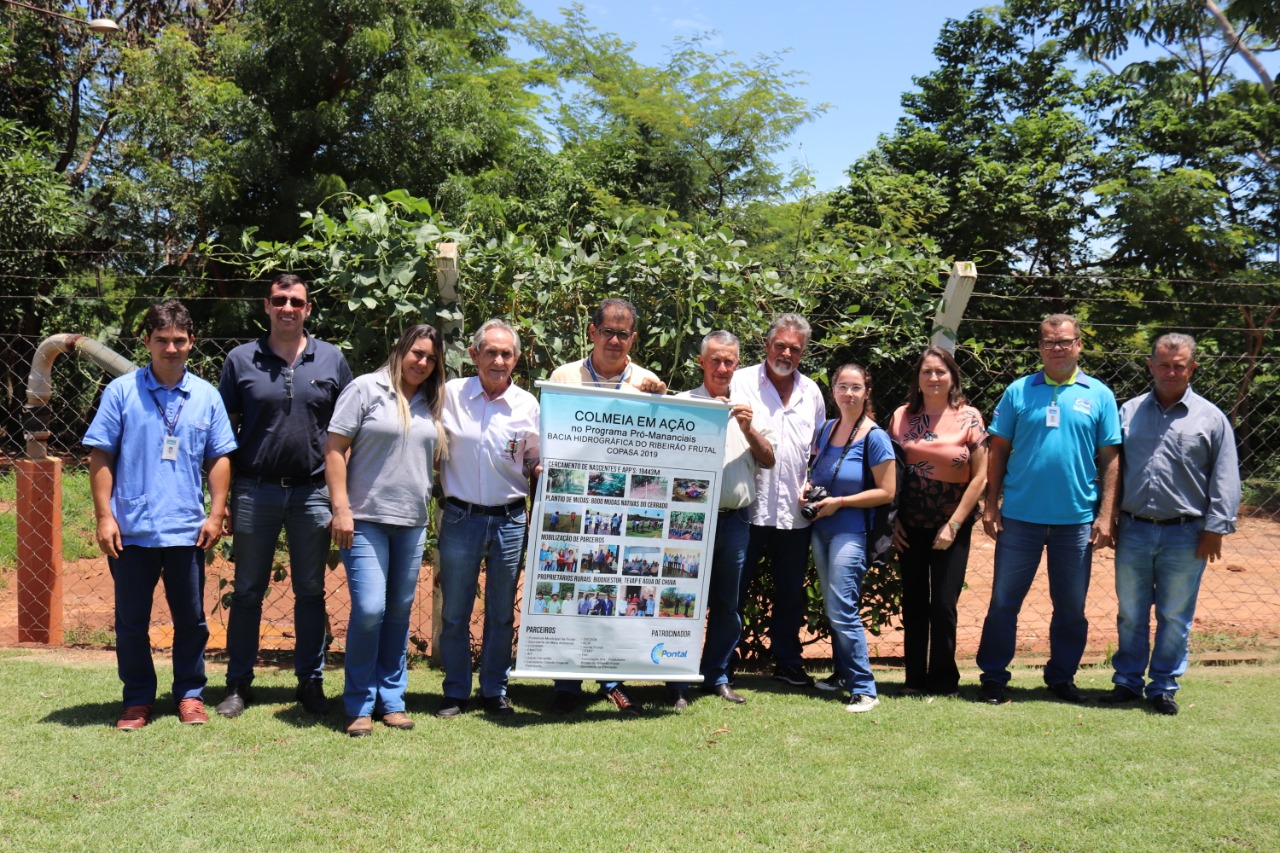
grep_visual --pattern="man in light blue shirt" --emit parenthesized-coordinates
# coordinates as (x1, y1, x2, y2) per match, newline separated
(1100, 333, 1240, 716)
(977, 314, 1121, 704)
(84, 300, 237, 730)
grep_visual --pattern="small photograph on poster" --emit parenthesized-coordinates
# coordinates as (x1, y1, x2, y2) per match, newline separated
(542, 503, 584, 534)
(621, 584, 659, 617)
(662, 548, 702, 579)
(536, 540, 585, 574)
(659, 587, 698, 618)
(577, 544, 619, 574)
(575, 583, 619, 616)
(530, 581, 558, 614)
(669, 510, 706, 541)
(672, 477, 711, 503)
(546, 583, 575, 614)
(622, 545, 662, 577)
(629, 473, 669, 500)
(546, 467, 587, 496)
(580, 508, 624, 537)
(587, 470, 627, 498)
(626, 507, 666, 538)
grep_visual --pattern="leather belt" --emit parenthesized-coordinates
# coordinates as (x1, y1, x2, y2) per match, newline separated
(1125, 512, 1199, 527)
(241, 473, 326, 488)
(446, 496, 525, 516)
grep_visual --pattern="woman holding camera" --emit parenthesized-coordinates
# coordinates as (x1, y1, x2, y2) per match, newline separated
(888, 346, 987, 697)
(805, 364, 897, 713)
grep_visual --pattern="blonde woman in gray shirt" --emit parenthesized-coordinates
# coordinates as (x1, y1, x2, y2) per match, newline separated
(326, 324, 446, 737)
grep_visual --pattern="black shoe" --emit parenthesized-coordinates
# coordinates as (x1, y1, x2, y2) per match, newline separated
(772, 664, 815, 688)
(482, 695, 515, 716)
(814, 673, 847, 693)
(1148, 693, 1179, 716)
(604, 686, 644, 716)
(548, 691, 578, 715)
(435, 698, 469, 719)
(979, 680, 1007, 705)
(215, 680, 252, 718)
(296, 678, 329, 715)
(1098, 685, 1143, 705)
(667, 688, 690, 710)
(709, 683, 746, 704)
(1047, 680, 1088, 703)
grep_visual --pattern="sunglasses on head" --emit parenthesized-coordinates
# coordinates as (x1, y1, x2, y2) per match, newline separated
(269, 295, 308, 308)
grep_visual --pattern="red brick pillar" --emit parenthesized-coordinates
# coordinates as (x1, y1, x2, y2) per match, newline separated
(17, 457, 63, 644)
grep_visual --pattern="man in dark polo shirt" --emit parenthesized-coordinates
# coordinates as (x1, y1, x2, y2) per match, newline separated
(215, 273, 353, 717)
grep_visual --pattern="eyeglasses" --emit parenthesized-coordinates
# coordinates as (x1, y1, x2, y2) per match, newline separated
(834, 384, 865, 394)
(1041, 338, 1080, 351)
(269, 295, 309, 308)
(596, 327, 632, 341)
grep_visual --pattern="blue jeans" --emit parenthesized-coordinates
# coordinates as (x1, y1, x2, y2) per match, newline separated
(436, 502, 526, 700)
(811, 527, 876, 697)
(1112, 515, 1207, 697)
(699, 508, 751, 686)
(110, 545, 208, 707)
(739, 524, 811, 667)
(340, 520, 426, 717)
(226, 479, 332, 682)
(976, 516, 1093, 686)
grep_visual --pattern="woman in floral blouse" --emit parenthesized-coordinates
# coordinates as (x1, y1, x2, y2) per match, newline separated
(889, 346, 988, 697)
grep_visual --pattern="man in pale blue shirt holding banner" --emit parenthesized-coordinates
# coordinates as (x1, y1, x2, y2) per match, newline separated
(977, 314, 1121, 705)
(1100, 333, 1240, 716)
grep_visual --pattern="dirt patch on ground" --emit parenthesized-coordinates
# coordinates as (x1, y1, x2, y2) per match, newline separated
(3, 514, 1279, 660)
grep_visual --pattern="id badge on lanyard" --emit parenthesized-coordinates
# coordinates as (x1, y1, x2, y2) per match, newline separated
(1046, 405, 1060, 428)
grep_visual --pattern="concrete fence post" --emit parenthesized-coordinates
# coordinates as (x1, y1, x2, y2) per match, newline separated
(17, 457, 63, 643)
(931, 261, 978, 353)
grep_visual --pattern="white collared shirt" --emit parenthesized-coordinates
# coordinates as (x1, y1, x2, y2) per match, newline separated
(440, 376, 540, 505)
(679, 384, 775, 510)
(730, 362, 826, 529)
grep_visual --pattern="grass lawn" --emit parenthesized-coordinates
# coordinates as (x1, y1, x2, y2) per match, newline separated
(1, 650, 1278, 851)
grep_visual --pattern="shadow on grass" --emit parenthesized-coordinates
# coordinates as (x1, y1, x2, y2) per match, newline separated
(42, 700, 124, 728)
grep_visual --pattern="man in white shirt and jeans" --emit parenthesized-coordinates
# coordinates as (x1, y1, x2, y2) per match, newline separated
(435, 319, 541, 718)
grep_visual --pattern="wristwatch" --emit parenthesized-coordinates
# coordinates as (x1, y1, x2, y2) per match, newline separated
(948, 521, 961, 534)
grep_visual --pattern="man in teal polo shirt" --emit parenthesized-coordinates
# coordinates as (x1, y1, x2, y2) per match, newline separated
(85, 300, 238, 730)
(977, 314, 1121, 704)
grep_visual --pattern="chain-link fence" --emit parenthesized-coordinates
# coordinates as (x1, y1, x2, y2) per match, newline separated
(3, 281, 1278, 668)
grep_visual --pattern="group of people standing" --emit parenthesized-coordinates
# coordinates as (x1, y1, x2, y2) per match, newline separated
(85, 274, 1239, 734)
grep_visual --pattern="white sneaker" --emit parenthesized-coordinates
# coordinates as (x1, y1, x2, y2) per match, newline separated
(845, 694, 880, 713)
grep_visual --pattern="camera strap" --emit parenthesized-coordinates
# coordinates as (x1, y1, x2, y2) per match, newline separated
(815, 412, 867, 490)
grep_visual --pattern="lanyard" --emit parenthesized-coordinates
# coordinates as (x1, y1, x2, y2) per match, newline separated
(146, 373, 186, 436)
(584, 358, 631, 389)
(1044, 368, 1079, 406)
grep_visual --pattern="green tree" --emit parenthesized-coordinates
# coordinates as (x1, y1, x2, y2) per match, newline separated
(825, 9, 1104, 279)
(522, 3, 827, 224)
(1006, 0, 1280, 273)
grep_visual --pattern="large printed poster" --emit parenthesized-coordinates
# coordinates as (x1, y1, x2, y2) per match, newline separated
(511, 383, 729, 682)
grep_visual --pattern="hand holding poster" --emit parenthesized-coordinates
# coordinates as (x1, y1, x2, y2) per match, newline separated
(511, 383, 729, 681)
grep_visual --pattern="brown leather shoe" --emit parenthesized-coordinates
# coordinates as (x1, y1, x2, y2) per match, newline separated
(380, 711, 415, 730)
(712, 683, 747, 704)
(116, 705, 152, 731)
(604, 686, 644, 715)
(345, 716, 373, 737)
(177, 698, 208, 725)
